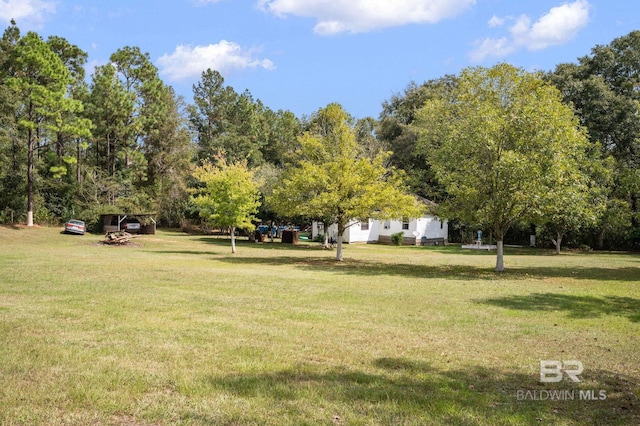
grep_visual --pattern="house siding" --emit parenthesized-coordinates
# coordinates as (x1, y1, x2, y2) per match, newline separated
(312, 216, 448, 244)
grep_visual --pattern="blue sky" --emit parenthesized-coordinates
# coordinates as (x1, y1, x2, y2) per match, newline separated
(3, 0, 639, 119)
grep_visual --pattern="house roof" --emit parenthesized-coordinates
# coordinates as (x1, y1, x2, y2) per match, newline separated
(415, 195, 436, 207)
(415, 195, 439, 213)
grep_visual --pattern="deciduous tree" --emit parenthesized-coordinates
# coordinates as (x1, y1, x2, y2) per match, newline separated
(192, 159, 261, 254)
(270, 103, 422, 261)
(415, 64, 592, 271)
(549, 31, 640, 249)
(539, 150, 610, 254)
(377, 77, 457, 203)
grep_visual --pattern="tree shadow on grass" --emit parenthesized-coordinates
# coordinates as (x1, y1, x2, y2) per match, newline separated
(478, 293, 640, 323)
(418, 245, 557, 257)
(155, 236, 640, 281)
(184, 358, 639, 425)
(150, 250, 216, 257)
(215, 255, 640, 282)
(176, 233, 640, 258)
(197, 236, 324, 252)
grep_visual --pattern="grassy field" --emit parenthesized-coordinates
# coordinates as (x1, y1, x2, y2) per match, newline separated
(0, 226, 638, 425)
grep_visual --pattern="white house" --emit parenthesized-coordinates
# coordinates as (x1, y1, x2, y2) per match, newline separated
(312, 214, 448, 245)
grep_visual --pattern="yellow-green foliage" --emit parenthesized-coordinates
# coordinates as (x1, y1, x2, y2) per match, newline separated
(192, 158, 261, 232)
(270, 104, 423, 260)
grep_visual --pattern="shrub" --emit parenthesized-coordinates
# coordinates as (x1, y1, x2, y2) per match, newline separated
(391, 232, 404, 246)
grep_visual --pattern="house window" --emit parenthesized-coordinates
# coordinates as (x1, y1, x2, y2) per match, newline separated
(361, 220, 369, 231)
(383, 221, 391, 229)
(402, 218, 409, 230)
(440, 221, 444, 229)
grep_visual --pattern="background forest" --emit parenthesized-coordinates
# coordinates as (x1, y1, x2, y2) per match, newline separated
(1, 21, 639, 250)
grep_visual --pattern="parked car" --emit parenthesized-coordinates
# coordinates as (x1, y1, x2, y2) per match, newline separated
(122, 218, 141, 233)
(64, 219, 86, 235)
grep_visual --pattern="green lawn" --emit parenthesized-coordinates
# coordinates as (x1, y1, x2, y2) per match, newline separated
(0, 226, 638, 425)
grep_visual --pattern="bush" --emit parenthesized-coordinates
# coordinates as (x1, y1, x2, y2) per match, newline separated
(391, 232, 404, 246)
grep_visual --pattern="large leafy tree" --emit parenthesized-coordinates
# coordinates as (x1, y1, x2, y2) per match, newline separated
(538, 150, 610, 254)
(270, 103, 422, 261)
(192, 159, 261, 254)
(377, 77, 457, 203)
(415, 64, 593, 271)
(548, 31, 640, 249)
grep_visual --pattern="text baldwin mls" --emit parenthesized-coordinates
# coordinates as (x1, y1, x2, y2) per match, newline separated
(516, 360, 607, 401)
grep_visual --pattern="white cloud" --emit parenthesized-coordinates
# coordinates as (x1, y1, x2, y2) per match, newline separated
(469, 0, 590, 62)
(468, 37, 515, 62)
(488, 15, 505, 28)
(522, 0, 591, 50)
(258, 0, 476, 35)
(157, 41, 275, 81)
(0, 0, 56, 27)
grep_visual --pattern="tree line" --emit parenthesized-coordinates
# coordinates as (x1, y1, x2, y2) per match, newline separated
(1, 20, 639, 255)
(0, 21, 302, 229)
(378, 31, 640, 252)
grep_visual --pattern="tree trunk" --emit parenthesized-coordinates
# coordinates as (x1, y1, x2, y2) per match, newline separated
(76, 139, 82, 183)
(12, 136, 19, 173)
(230, 226, 236, 254)
(597, 229, 604, 249)
(96, 137, 100, 172)
(336, 222, 345, 261)
(495, 239, 504, 272)
(553, 232, 563, 255)
(106, 135, 111, 175)
(26, 126, 34, 227)
(56, 132, 63, 164)
(336, 234, 344, 261)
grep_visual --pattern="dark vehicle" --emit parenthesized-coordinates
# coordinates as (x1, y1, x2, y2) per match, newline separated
(64, 219, 86, 235)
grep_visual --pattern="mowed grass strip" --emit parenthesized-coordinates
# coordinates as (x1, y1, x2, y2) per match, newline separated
(0, 226, 638, 425)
